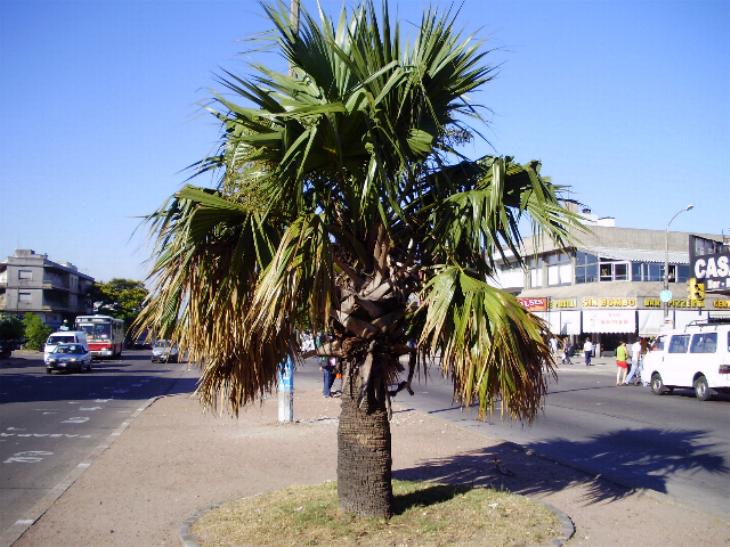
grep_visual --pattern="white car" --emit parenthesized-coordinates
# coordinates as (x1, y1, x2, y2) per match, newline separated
(641, 320, 730, 401)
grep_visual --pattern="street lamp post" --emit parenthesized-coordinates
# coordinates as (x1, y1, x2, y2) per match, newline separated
(663, 204, 694, 321)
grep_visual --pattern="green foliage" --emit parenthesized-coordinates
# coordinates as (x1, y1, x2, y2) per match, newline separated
(91, 279, 148, 327)
(138, 1, 583, 418)
(22, 314, 53, 351)
(0, 314, 25, 341)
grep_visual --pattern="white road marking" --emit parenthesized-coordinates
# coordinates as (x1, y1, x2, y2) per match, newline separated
(6, 427, 26, 431)
(4, 450, 54, 464)
(1, 432, 91, 439)
(77, 462, 90, 468)
(79, 406, 102, 411)
(62, 417, 90, 424)
(42, 411, 58, 415)
(15, 520, 34, 526)
(94, 398, 112, 403)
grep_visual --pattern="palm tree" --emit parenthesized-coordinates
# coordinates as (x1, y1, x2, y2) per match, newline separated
(137, 0, 581, 518)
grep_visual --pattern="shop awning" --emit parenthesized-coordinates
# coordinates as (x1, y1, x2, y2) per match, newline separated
(580, 246, 689, 264)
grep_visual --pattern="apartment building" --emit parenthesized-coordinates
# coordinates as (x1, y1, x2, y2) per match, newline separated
(0, 249, 94, 328)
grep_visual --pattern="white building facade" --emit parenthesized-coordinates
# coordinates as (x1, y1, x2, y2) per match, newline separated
(492, 218, 730, 355)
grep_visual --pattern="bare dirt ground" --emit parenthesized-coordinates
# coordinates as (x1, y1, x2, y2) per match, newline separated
(14, 387, 730, 546)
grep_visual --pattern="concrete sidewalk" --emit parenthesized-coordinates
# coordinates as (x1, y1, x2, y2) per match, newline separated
(11, 375, 730, 546)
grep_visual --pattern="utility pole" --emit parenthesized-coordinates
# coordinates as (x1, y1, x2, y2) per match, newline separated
(278, 0, 300, 424)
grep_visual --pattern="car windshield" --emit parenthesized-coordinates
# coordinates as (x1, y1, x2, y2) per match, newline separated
(153, 340, 170, 348)
(55, 344, 84, 354)
(48, 335, 75, 345)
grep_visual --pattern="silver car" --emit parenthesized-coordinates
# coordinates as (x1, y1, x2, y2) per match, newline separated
(151, 340, 179, 363)
(46, 343, 92, 374)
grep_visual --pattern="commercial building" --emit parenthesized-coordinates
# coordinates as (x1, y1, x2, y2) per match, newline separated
(0, 249, 94, 329)
(492, 211, 730, 355)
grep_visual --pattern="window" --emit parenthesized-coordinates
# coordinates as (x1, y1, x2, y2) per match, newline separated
(18, 270, 32, 280)
(575, 252, 598, 284)
(668, 335, 690, 354)
(18, 292, 32, 303)
(631, 263, 689, 282)
(597, 259, 629, 282)
(652, 336, 665, 352)
(631, 263, 642, 281)
(530, 268, 543, 288)
(690, 333, 717, 354)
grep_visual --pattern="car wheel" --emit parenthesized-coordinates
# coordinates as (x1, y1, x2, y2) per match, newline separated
(46, 368, 52, 374)
(694, 375, 711, 401)
(650, 373, 665, 395)
(86, 362, 92, 372)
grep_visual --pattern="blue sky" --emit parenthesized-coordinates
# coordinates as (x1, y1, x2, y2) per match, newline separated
(1, 0, 728, 282)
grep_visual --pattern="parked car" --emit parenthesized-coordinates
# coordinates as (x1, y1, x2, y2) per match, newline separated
(44, 331, 89, 363)
(46, 343, 92, 374)
(641, 319, 730, 401)
(151, 340, 179, 363)
(0, 338, 22, 359)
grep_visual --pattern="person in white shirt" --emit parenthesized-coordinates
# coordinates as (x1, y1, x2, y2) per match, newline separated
(624, 338, 643, 385)
(583, 338, 594, 366)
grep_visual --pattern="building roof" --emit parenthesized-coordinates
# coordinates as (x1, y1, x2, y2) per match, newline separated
(580, 246, 688, 264)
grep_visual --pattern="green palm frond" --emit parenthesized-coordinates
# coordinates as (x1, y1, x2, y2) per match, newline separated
(419, 266, 554, 420)
(137, 0, 581, 422)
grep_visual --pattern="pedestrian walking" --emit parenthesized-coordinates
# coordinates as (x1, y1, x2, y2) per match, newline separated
(583, 337, 594, 366)
(615, 341, 628, 385)
(560, 337, 573, 365)
(549, 336, 559, 358)
(315, 333, 336, 398)
(624, 337, 643, 385)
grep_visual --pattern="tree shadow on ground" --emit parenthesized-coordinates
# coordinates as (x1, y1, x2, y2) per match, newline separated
(392, 483, 471, 515)
(394, 428, 728, 504)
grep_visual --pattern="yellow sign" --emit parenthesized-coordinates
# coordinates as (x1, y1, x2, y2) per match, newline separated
(643, 298, 704, 309)
(582, 297, 637, 309)
(714, 300, 730, 309)
(551, 298, 577, 309)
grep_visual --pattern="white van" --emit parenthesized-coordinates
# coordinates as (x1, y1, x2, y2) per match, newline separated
(641, 320, 730, 401)
(44, 331, 88, 364)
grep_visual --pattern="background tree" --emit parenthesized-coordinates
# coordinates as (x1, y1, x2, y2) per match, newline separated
(91, 279, 149, 328)
(0, 314, 24, 342)
(137, 1, 581, 518)
(23, 314, 53, 351)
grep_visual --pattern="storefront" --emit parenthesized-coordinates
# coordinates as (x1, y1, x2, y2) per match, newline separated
(517, 293, 730, 355)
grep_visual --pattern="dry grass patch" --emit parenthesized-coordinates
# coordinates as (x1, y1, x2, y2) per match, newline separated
(191, 480, 561, 546)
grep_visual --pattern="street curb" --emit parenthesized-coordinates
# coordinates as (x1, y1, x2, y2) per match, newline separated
(0, 395, 162, 547)
(178, 489, 575, 547)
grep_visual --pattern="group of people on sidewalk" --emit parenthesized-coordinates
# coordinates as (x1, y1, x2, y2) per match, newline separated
(549, 336, 596, 367)
(550, 335, 646, 387)
(614, 338, 644, 386)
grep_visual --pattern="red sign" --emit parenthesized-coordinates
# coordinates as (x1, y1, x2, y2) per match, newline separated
(517, 297, 549, 312)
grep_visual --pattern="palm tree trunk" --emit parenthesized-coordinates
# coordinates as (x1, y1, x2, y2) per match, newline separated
(337, 361, 393, 518)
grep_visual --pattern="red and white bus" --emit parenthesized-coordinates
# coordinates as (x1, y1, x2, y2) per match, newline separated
(74, 315, 125, 358)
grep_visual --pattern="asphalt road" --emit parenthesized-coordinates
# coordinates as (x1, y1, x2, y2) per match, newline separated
(298, 358, 730, 519)
(2, 352, 728, 540)
(0, 350, 198, 539)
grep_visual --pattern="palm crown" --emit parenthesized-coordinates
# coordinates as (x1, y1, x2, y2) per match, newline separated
(138, 0, 580, 424)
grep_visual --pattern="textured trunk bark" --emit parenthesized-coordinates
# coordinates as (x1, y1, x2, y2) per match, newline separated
(337, 362, 393, 518)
